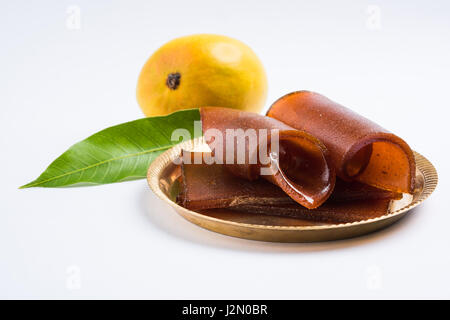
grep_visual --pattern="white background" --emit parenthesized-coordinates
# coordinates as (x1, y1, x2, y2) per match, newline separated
(1, 0, 449, 299)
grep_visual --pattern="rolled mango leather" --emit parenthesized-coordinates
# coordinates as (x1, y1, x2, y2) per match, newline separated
(267, 91, 416, 194)
(199, 107, 336, 209)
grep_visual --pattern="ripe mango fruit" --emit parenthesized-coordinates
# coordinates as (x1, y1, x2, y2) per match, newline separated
(137, 34, 268, 116)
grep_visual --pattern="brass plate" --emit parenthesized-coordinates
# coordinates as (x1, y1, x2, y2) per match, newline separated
(147, 138, 437, 242)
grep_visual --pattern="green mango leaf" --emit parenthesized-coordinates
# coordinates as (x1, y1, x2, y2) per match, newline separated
(21, 109, 201, 188)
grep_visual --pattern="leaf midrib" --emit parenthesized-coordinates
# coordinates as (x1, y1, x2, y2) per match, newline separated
(22, 144, 171, 188)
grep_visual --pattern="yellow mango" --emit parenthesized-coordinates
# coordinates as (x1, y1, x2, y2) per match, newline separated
(137, 34, 268, 116)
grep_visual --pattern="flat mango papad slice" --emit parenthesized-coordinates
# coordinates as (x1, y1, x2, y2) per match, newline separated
(177, 152, 398, 223)
(332, 178, 401, 202)
(177, 152, 291, 211)
(225, 199, 391, 224)
(267, 91, 416, 194)
(199, 107, 336, 209)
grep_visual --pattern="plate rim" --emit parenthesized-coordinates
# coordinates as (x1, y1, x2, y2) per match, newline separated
(147, 137, 438, 231)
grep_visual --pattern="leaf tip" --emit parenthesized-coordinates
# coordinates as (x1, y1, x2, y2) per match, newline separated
(19, 181, 36, 189)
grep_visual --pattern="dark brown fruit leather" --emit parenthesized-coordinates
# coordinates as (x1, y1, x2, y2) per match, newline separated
(226, 199, 391, 224)
(267, 91, 416, 194)
(332, 179, 401, 202)
(199, 107, 336, 209)
(177, 152, 291, 210)
(177, 152, 399, 223)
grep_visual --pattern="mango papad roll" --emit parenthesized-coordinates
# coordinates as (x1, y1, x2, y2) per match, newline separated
(197, 107, 336, 209)
(177, 151, 395, 223)
(267, 91, 416, 194)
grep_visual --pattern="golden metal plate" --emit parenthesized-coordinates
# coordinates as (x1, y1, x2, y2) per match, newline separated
(147, 138, 437, 242)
